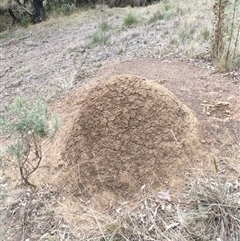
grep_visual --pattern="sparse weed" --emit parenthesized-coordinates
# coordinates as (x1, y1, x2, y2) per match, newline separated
(185, 174, 240, 240)
(99, 21, 112, 32)
(123, 13, 138, 27)
(61, 3, 77, 15)
(200, 27, 211, 41)
(88, 21, 112, 47)
(148, 10, 164, 23)
(20, 15, 31, 28)
(162, 8, 176, 20)
(0, 32, 13, 39)
(164, 3, 171, 11)
(90, 30, 110, 46)
(162, 2, 177, 19)
(46, 3, 62, 15)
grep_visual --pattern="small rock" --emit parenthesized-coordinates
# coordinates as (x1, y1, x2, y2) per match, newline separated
(202, 100, 208, 104)
(216, 101, 229, 106)
(201, 140, 206, 143)
(93, 62, 102, 68)
(227, 96, 233, 101)
(206, 112, 211, 116)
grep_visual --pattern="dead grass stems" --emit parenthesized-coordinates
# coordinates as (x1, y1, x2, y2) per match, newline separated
(80, 167, 240, 241)
(211, 0, 240, 71)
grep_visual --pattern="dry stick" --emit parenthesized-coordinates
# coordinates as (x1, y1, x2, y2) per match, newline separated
(18, 133, 41, 187)
(225, 0, 238, 68)
(25, 133, 42, 179)
(213, 0, 227, 61)
(232, 24, 240, 67)
(19, 144, 35, 187)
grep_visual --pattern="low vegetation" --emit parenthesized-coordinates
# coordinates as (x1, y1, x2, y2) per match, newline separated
(0, 97, 60, 186)
(88, 21, 113, 47)
(0, 0, 239, 70)
(123, 12, 138, 27)
(0, 0, 239, 240)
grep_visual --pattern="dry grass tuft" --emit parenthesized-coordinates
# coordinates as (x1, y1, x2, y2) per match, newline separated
(81, 169, 240, 241)
(2, 167, 239, 240)
(0, 184, 75, 241)
(185, 173, 240, 240)
(211, 0, 240, 71)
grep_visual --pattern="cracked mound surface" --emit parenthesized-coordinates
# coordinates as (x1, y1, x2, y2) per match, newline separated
(62, 75, 199, 199)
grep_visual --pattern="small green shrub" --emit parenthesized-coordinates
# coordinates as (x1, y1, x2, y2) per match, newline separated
(46, 3, 62, 15)
(123, 13, 138, 27)
(164, 3, 171, 11)
(91, 31, 110, 45)
(0, 97, 60, 186)
(162, 8, 176, 19)
(88, 21, 112, 47)
(160, 2, 177, 19)
(148, 11, 164, 23)
(61, 3, 77, 15)
(20, 15, 31, 28)
(200, 27, 211, 41)
(99, 21, 112, 32)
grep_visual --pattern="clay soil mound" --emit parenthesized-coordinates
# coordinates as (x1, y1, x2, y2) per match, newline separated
(62, 75, 199, 199)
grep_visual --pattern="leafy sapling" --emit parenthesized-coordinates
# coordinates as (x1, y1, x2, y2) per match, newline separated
(0, 97, 60, 187)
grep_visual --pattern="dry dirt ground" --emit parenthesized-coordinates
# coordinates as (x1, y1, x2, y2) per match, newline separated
(45, 58, 240, 200)
(1, 58, 239, 240)
(0, 4, 240, 241)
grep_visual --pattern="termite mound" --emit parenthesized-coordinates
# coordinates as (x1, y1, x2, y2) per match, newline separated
(62, 75, 199, 200)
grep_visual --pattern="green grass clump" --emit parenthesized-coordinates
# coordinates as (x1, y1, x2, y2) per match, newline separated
(99, 21, 112, 32)
(123, 13, 138, 27)
(20, 15, 31, 28)
(91, 31, 110, 45)
(88, 21, 112, 47)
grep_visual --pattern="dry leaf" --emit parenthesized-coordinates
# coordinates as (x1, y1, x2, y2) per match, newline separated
(140, 184, 146, 192)
(156, 191, 171, 202)
(165, 222, 180, 230)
